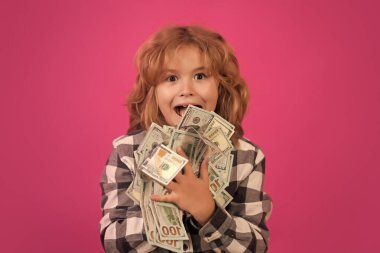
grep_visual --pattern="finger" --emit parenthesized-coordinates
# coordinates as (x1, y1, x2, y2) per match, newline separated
(165, 181, 178, 191)
(173, 170, 185, 183)
(150, 194, 174, 203)
(199, 157, 209, 182)
(176, 147, 189, 159)
(176, 147, 193, 176)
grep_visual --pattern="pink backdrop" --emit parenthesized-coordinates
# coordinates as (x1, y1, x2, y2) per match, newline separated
(1, 0, 379, 252)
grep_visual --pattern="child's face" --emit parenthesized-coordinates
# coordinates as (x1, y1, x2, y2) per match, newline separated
(155, 46, 219, 127)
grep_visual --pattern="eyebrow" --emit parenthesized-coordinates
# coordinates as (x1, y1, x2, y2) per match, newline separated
(165, 66, 207, 73)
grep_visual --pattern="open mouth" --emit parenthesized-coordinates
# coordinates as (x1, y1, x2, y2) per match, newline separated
(174, 104, 202, 117)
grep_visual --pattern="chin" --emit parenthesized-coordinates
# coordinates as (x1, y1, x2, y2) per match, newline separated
(167, 116, 180, 127)
(172, 119, 181, 127)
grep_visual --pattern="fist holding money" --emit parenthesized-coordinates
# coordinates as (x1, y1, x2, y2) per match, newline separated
(129, 105, 234, 252)
(150, 147, 216, 226)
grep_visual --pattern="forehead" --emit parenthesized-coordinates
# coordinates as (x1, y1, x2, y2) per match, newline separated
(162, 45, 210, 70)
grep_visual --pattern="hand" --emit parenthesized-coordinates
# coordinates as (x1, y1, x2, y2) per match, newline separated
(150, 147, 216, 226)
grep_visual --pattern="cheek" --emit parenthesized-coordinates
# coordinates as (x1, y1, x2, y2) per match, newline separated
(202, 85, 219, 110)
(155, 87, 166, 106)
(210, 84, 219, 105)
(155, 89, 174, 113)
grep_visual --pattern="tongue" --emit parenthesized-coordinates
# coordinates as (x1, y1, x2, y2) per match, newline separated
(179, 107, 187, 117)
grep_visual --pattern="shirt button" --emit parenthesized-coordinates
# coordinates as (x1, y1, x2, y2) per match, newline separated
(183, 243, 188, 251)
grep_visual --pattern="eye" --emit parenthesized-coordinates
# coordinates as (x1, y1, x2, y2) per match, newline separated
(166, 75, 178, 82)
(194, 73, 207, 80)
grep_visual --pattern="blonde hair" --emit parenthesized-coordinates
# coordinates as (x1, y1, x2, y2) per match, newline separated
(127, 25, 249, 145)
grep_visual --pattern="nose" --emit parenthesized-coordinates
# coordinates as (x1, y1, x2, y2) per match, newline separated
(179, 78, 194, 97)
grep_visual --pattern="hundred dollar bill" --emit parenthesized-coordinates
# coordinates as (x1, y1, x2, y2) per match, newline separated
(209, 150, 228, 171)
(128, 110, 238, 251)
(192, 142, 207, 176)
(211, 111, 235, 130)
(151, 180, 185, 220)
(176, 126, 208, 175)
(137, 123, 170, 162)
(205, 112, 235, 139)
(194, 126, 232, 166)
(141, 181, 155, 244)
(142, 181, 184, 252)
(143, 204, 157, 245)
(203, 127, 233, 155)
(214, 189, 233, 208)
(126, 170, 143, 204)
(150, 183, 185, 251)
(134, 150, 142, 167)
(208, 165, 227, 196)
(140, 144, 188, 185)
(153, 225, 183, 253)
(177, 105, 213, 133)
(149, 204, 184, 252)
(210, 154, 234, 183)
(163, 125, 175, 137)
(167, 129, 202, 171)
(153, 201, 189, 241)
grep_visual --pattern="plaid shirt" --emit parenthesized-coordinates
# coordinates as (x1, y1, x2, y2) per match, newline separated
(100, 130, 272, 253)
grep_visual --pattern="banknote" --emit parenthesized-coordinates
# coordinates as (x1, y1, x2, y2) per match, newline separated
(177, 105, 213, 132)
(126, 170, 143, 204)
(167, 129, 204, 174)
(211, 111, 235, 130)
(149, 203, 184, 252)
(208, 165, 227, 196)
(134, 150, 142, 167)
(141, 180, 155, 244)
(214, 189, 233, 208)
(210, 154, 234, 183)
(167, 129, 200, 159)
(203, 127, 233, 155)
(150, 179, 188, 242)
(140, 144, 188, 185)
(153, 227, 184, 253)
(127, 107, 238, 251)
(191, 142, 207, 176)
(153, 201, 189, 240)
(141, 180, 185, 252)
(137, 123, 170, 161)
(163, 125, 175, 137)
(205, 112, 235, 139)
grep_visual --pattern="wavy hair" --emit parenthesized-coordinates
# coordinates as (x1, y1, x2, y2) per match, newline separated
(126, 25, 249, 145)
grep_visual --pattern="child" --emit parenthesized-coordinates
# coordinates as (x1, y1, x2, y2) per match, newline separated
(100, 25, 272, 252)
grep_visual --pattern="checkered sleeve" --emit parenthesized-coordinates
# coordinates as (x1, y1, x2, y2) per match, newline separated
(99, 134, 157, 253)
(194, 140, 273, 252)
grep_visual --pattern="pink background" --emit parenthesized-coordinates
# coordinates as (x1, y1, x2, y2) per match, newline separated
(1, 0, 379, 252)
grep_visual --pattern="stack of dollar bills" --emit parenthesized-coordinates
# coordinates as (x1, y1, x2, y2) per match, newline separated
(126, 105, 235, 252)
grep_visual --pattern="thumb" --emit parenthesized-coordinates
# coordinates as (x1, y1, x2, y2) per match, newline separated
(199, 157, 209, 182)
